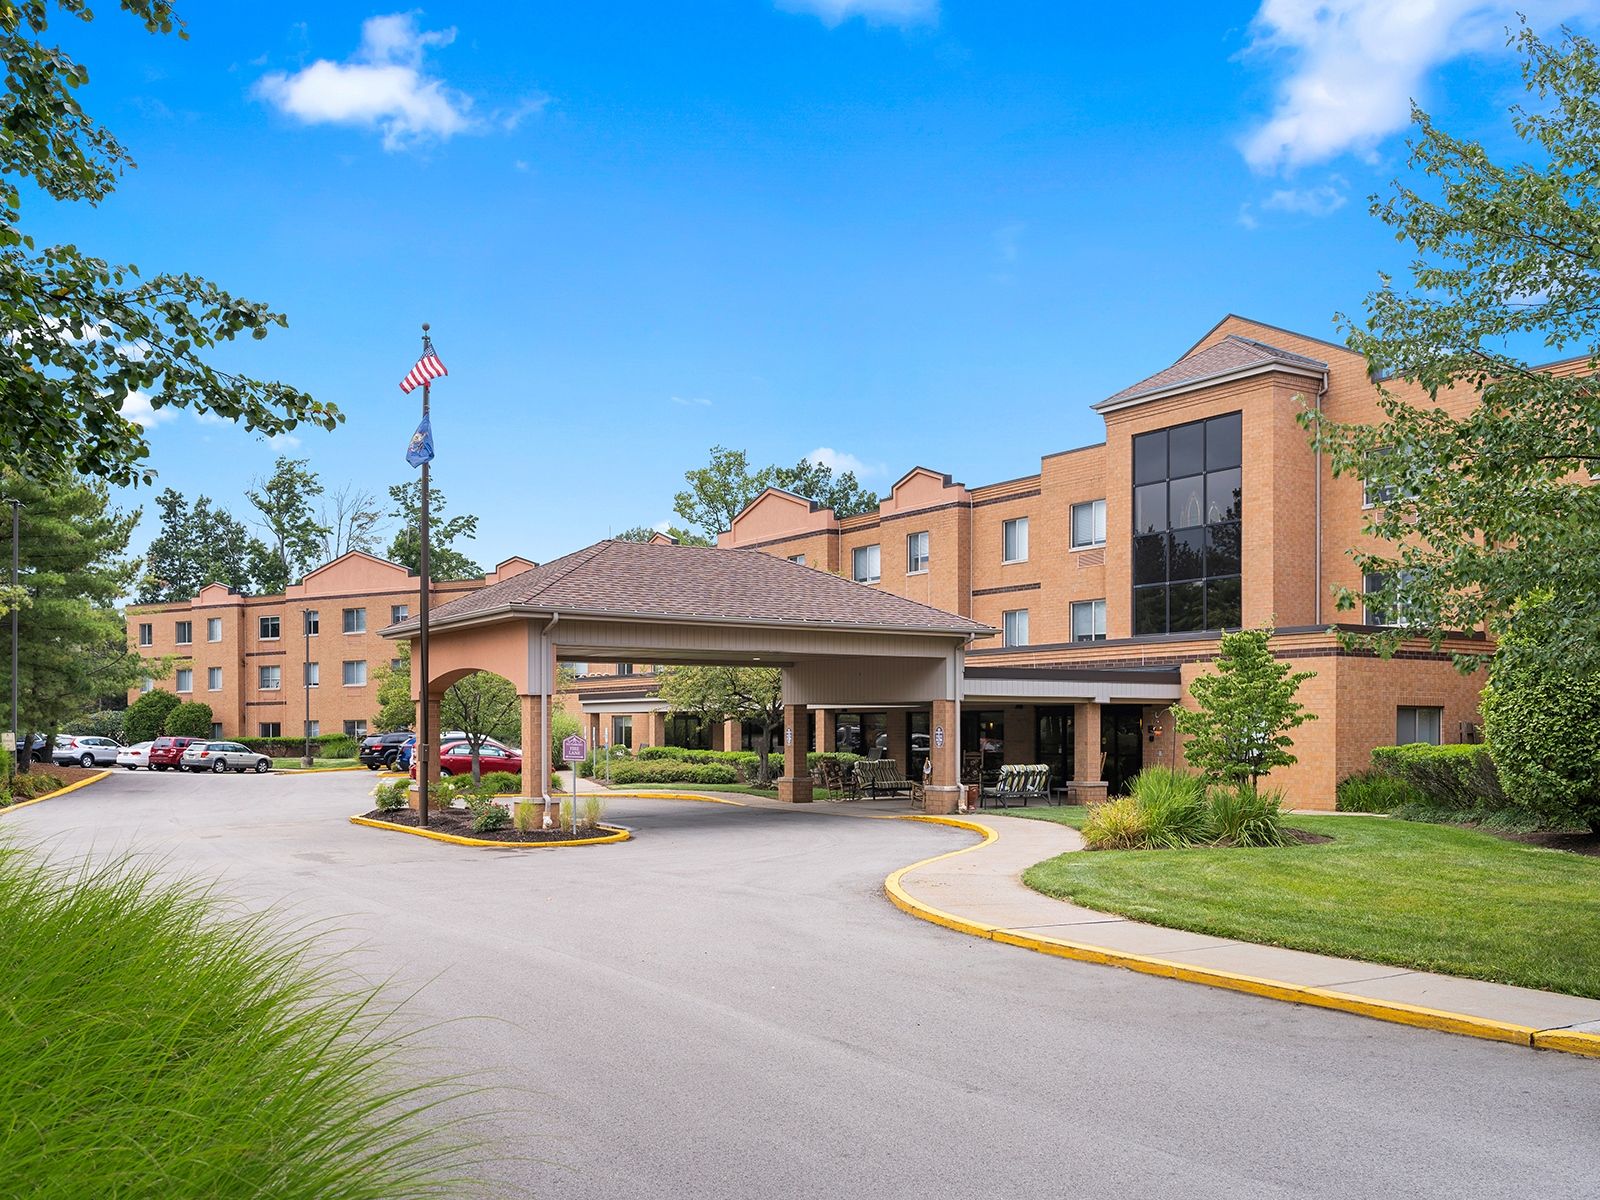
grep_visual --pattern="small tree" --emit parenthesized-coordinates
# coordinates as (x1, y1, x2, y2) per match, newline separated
(371, 643, 414, 732)
(440, 671, 519, 784)
(124, 689, 180, 744)
(657, 666, 783, 784)
(1482, 601, 1600, 833)
(1173, 628, 1316, 791)
(164, 701, 214, 739)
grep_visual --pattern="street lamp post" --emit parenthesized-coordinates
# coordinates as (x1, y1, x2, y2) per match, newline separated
(301, 608, 314, 768)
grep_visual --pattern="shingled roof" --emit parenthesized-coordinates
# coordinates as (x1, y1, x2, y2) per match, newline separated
(1095, 335, 1327, 411)
(390, 539, 993, 636)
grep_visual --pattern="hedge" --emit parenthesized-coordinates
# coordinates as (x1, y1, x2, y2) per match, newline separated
(1369, 743, 1504, 812)
(606, 760, 740, 786)
(235, 734, 362, 759)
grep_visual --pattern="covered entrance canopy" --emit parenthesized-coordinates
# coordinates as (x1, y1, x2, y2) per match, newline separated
(385, 539, 992, 813)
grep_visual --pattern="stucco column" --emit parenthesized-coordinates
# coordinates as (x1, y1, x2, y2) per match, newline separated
(644, 709, 666, 749)
(815, 709, 835, 753)
(777, 702, 813, 803)
(1071, 702, 1107, 804)
(925, 698, 962, 815)
(520, 693, 545, 799)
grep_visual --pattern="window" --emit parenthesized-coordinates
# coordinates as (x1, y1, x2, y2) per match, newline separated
(259, 722, 282, 738)
(174, 620, 192, 645)
(787, 554, 806, 566)
(1002, 609, 1030, 647)
(258, 665, 281, 690)
(390, 657, 404, 672)
(852, 544, 881, 584)
(210, 722, 223, 738)
(1071, 599, 1107, 642)
(1071, 500, 1107, 549)
(137, 622, 153, 647)
(1397, 706, 1443, 746)
(259, 615, 280, 640)
(344, 719, 368, 737)
(906, 531, 930, 574)
(175, 668, 192, 693)
(342, 608, 366, 634)
(305, 720, 320, 737)
(1131, 411, 1242, 635)
(342, 660, 367, 687)
(1363, 448, 1422, 508)
(207, 617, 222, 642)
(140, 677, 154, 694)
(207, 666, 222, 691)
(305, 661, 320, 687)
(1002, 517, 1029, 564)
(610, 715, 633, 749)
(617, 663, 634, 677)
(1363, 571, 1416, 626)
(304, 610, 319, 636)
(390, 604, 408, 625)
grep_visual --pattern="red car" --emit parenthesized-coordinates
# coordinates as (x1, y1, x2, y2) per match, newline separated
(148, 735, 207, 771)
(410, 739, 521, 777)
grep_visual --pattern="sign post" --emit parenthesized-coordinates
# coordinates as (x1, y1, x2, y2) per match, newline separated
(562, 734, 587, 835)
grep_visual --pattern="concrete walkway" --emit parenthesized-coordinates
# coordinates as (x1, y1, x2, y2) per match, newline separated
(893, 811, 1600, 1054)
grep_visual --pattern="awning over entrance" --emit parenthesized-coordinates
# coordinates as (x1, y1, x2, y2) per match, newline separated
(962, 665, 1182, 705)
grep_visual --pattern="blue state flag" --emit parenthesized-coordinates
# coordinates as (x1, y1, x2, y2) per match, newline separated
(406, 413, 435, 468)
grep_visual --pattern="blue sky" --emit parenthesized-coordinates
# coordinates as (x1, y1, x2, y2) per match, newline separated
(37, 0, 1596, 567)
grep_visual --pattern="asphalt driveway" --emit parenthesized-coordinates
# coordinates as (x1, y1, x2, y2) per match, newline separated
(6, 769, 1595, 1199)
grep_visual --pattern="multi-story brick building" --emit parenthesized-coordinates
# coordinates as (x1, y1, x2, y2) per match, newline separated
(126, 552, 536, 739)
(560, 314, 1496, 809)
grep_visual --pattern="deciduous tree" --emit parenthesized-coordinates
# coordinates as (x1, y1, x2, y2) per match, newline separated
(123, 688, 178, 745)
(385, 481, 482, 581)
(440, 671, 519, 783)
(245, 457, 329, 593)
(371, 643, 414, 733)
(671, 446, 879, 538)
(0, 2, 337, 488)
(657, 665, 784, 784)
(319, 483, 387, 561)
(1172, 628, 1315, 792)
(1304, 25, 1600, 676)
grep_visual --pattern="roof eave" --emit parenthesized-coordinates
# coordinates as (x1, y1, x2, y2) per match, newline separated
(1092, 362, 1328, 414)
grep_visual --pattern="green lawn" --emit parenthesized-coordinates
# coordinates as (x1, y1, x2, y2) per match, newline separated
(271, 757, 360, 771)
(1012, 810, 1600, 998)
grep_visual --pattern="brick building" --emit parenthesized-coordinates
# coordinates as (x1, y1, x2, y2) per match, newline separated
(125, 552, 536, 739)
(559, 315, 1498, 809)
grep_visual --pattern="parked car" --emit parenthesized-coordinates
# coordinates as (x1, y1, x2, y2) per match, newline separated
(17, 733, 47, 763)
(148, 735, 207, 771)
(116, 741, 154, 770)
(52, 735, 122, 768)
(180, 741, 272, 774)
(395, 731, 469, 772)
(358, 731, 414, 770)
(411, 738, 522, 778)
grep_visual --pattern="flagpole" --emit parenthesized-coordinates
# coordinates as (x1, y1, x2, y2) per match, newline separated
(417, 323, 433, 828)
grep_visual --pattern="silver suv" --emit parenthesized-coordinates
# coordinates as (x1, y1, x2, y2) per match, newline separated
(52, 735, 122, 768)
(180, 740, 273, 774)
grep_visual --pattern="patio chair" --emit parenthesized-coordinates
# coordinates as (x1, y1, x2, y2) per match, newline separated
(980, 764, 1024, 809)
(853, 758, 913, 799)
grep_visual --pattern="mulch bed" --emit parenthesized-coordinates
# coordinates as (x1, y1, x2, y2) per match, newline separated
(359, 806, 616, 843)
(1285, 827, 1334, 846)
(1492, 829, 1600, 858)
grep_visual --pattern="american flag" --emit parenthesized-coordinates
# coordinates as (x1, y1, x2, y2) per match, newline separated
(399, 352, 448, 394)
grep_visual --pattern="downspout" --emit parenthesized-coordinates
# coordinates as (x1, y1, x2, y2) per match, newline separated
(542, 612, 561, 824)
(1314, 370, 1328, 626)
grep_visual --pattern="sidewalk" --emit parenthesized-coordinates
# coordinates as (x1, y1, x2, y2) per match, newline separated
(889, 811, 1600, 1057)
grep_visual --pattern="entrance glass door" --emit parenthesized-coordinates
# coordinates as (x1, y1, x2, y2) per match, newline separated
(1102, 705, 1143, 797)
(1034, 706, 1075, 793)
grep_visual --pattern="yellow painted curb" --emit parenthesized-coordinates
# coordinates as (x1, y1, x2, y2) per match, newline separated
(0, 770, 113, 813)
(349, 814, 631, 848)
(594, 789, 748, 807)
(884, 814, 1591, 1059)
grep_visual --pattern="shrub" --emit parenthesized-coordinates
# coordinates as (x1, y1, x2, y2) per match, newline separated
(606, 760, 739, 786)
(123, 689, 180, 744)
(1081, 796, 1150, 850)
(70, 710, 126, 741)
(1205, 783, 1288, 847)
(11, 773, 65, 800)
(164, 701, 214, 739)
(1369, 743, 1504, 812)
(465, 795, 509, 833)
(476, 771, 521, 797)
(373, 780, 409, 812)
(0, 846, 473, 1197)
(235, 734, 363, 759)
(1336, 768, 1420, 813)
(1123, 767, 1208, 848)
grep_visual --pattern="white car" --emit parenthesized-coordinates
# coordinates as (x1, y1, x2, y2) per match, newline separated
(52, 735, 122, 768)
(180, 740, 273, 774)
(116, 741, 154, 770)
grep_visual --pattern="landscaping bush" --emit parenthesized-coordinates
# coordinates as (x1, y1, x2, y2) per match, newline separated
(69, 710, 126, 742)
(581, 796, 605, 830)
(1124, 767, 1209, 848)
(10, 773, 65, 801)
(164, 701, 214, 739)
(123, 689, 179, 744)
(1369, 743, 1504, 812)
(472, 771, 521, 797)
(0, 845, 472, 1198)
(373, 780, 409, 812)
(1080, 795, 1149, 850)
(466, 795, 509, 833)
(1336, 768, 1421, 813)
(1205, 783, 1288, 847)
(606, 760, 739, 786)
(237, 734, 362, 758)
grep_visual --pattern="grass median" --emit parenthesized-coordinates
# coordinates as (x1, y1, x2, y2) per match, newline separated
(1009, 808, 1600, 998)
(272, 757, 361, 770)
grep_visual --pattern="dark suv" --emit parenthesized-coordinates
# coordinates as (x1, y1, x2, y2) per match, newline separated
(359, 732, 414, 770)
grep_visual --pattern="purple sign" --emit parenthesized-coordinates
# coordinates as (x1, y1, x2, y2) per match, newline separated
(561, 734, 587, 762)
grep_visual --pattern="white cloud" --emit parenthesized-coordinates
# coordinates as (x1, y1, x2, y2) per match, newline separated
(671, 395, 713, 408)
(776, 0, 937, 28)
(255, 13, 472, 150)
(806, 446, 884, 478)
(651, 519, 673, 533)
(1261, 178, 1348, 216)
(119, 391, 176, 429)
(1239, 1, 1591, 171)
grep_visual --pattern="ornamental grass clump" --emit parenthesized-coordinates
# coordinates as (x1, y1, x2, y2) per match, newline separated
(1080, 795, 1149, 850)
(1125, 766, 1209, 848)
(1205, 782, 1289, 847)
(0, 845, 478, 1199)
(581, 796, 605, 830)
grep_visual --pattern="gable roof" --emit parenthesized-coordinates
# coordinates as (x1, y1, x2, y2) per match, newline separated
(1094, 335, 1328, 412)
(1179, 313, 1360, 361)
(391, 539, 992, 636)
